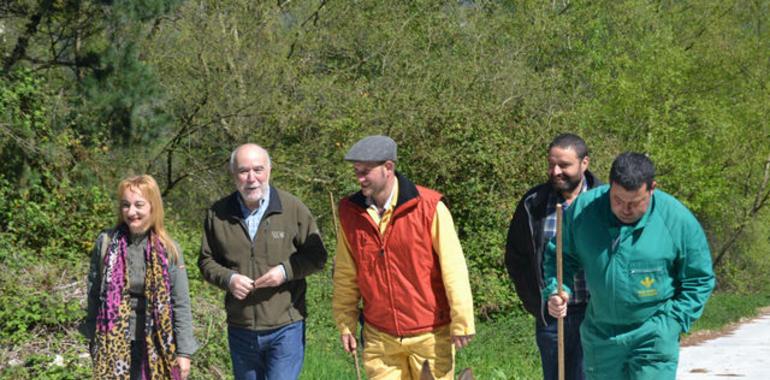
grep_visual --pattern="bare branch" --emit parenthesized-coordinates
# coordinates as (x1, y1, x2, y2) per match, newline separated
(0, 123, 43, 156)
(750, 154, 770, 212)
(3, 0, 53, 72)
(287, 0, 329, 59)
(714, 153, 770, 268)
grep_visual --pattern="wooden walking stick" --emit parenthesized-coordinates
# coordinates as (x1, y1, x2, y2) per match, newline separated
(329, 190, 339, 235)
(353, 349, 362, 380)
(556, 203, 565, 380)
(330, 190, 363, 380)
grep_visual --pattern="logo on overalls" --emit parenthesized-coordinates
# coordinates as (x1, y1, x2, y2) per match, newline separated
(637, 276, 657, 297)
(272, 231, 285, 239)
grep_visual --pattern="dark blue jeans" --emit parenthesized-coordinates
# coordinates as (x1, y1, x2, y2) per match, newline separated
(228, 321, 305, 380)
(536, 303, 586, 380)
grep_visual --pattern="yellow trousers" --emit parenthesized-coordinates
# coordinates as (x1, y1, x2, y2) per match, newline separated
(362, 323, 455, 380)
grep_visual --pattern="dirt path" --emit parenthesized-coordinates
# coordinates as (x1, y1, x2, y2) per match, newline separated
(677, 309, 770, 379)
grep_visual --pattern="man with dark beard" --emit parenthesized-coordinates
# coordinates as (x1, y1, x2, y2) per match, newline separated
(505, 133, 601, 380)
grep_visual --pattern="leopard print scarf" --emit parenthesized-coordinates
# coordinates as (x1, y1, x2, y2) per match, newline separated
(93, 227, 180, 379)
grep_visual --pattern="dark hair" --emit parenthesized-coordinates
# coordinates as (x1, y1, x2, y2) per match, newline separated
(548, 133, 589, 159)
(609, 152, 655, 191)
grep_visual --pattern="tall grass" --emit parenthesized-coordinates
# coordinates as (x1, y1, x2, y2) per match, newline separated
(300, 271, 542, 379)
(688, 288, 770, 333)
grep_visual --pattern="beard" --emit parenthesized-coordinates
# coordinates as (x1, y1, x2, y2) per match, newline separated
(240, 183, 268, 206)
(550, 173, 582, 193)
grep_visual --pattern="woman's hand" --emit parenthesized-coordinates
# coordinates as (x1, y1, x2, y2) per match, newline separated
(177, 356, 191, 379)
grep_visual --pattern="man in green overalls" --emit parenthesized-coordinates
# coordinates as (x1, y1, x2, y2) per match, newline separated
(543, 152, 715, 379)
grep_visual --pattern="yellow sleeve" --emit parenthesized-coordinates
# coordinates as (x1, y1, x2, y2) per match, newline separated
(331, 222, 361, 336)
(432, 201, 476, 337)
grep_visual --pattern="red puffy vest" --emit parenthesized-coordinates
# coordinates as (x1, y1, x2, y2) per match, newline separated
(338, 181, 451, 336)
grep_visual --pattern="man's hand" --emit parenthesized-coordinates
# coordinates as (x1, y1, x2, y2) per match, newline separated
(547, 291, 570, 318)
(229, 274, 255, 300)
(253, 265, 286, 289)
(177, 356, 191, 379)
(451, 334, 474, 350)
(340, 333, 357, 353)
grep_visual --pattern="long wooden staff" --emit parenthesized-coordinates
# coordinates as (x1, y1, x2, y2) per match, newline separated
(353, 349, 362, 380)
(329, 190, 362, 380)
(556, 203, 565, 380)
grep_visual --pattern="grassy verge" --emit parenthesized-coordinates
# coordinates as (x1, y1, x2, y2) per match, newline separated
(454, 314, 541, 380)
(301, 311, 541, 380)
(299, 268, 541, 380)
(301, 316, 541, 380)
(686, 287, 770, 334)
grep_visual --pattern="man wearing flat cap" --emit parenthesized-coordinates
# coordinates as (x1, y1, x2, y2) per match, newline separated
(332, 135, 475, 379)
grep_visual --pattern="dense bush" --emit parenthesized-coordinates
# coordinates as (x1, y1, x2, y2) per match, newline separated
(0, 175, 112, 344)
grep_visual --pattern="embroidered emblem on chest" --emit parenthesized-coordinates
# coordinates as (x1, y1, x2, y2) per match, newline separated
(272, 231, 285, 239)
(637, 276, 658, 297)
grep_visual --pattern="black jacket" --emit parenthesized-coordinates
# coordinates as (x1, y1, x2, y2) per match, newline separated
(504, 170, 601, 323)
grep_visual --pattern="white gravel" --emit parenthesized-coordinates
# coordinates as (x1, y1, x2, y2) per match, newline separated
(677, 312, 770, 379)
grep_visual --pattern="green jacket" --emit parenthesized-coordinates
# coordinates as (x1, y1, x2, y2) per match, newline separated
(198, 186, 328, 330)
(543, 185, 715, 333)
(82, 230, 198, 356)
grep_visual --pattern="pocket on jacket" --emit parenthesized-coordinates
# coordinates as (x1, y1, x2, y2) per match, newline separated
(225, 293, 250, 326)
(357, 249, 379, 274)
(643, 314, 681, 363)
(627, 259, 669, 304)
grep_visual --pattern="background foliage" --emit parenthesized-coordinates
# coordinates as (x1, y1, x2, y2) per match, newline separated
(1, 0, 769, 378)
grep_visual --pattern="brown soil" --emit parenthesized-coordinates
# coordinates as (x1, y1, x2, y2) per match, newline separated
(680, 306, 770, 347)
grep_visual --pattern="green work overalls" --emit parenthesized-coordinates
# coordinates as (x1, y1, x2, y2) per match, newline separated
(543, 185, 715, 380)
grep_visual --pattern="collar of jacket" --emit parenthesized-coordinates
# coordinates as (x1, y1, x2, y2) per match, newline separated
(224, 185, 283, 222)
(348, 171, 422, 213)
